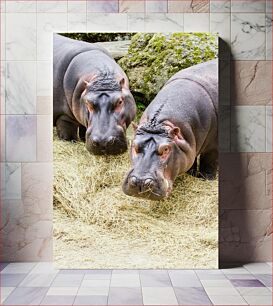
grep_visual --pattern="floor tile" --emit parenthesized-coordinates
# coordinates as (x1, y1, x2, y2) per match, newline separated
(201, 280, 234, 287)
(112, 269, 139, 274)
(77, 286, 109, 296)
(169, 272, 202, 287)
(29, 262, 59, 275)
(82, 279, 110, 287)
(108, 287, 143, 305)
(204, 286, 240, 296)
(208, 295, 247, 305)
(74, 295, 108, 305)
(244, 263, 272, 274)
(237, 286, 272, 296)
(59, 269, 89, 274)
(1, 287, 15, 303)
(0, 263, 9, 272)
(3, 287, 48, 305)
(174, 287, 212, 305)
(222, 267, 250, 275)
(196, 270, 227, 280)
(230, 279, 265, 287)
(110, 274, 140, 287)
(243, 295, 272, 305)
(85, 269, 112, 275)
(83, 273, 111, 280)
(51, 274, 84, 287)
(142, 287, 178, 305)
(46, 286, 78, 296)
(1, 274, 27, 287)
(19, 273, 56, 287)
(254, 274, 273, 287)
(266, 262, 272, 267)
(41, 295, 75, 305)
(140, 270, 171, 287)
(225, 274, 256, 280)
(1, 263, 36, 274)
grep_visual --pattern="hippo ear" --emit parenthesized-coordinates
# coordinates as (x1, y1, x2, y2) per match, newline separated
(84, 80, 91, 87)
(119, 78, 125, 88)
(131, 122, 138, 132)
(171, 126, 183, 139)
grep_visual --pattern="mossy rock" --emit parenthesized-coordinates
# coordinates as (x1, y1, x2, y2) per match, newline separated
(118, 33, 218, 107)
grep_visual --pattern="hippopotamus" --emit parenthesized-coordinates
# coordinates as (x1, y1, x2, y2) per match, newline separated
(53, 34, 136, 155)
(122, 60, 218, 200)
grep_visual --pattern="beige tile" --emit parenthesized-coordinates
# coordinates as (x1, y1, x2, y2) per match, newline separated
(37, 115, 53, 162)
(209, 295, 247, 305)
(119, 0, 144, 12)
(232, 61, 272, 105)
(168, 0, 209, 13)
(37, 96, 52, 115)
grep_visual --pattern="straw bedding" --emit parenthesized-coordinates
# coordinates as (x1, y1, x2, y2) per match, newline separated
(53, 128, 218, 269)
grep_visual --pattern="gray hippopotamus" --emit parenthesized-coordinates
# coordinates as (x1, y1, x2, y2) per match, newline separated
(53, 34, 136, 155)
(123, 60, 218, 200)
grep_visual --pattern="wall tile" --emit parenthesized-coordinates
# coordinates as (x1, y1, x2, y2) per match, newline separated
(210, 13, 231, 43)
(231, 13, 266, 60)
(231, 106, 266, 152)
(119, 0, 144, 13)
(1, 62, 5, 114)
(37, 96, 52, 115)
(219, 59, 231, 105)
(37, 13, 67, 61)
(37, 61, 52, 98)
(87, 13, 127, 31)
(219, 106, 231, 152)
(266, 14, 272, 60)
(37, 1, 67, 13)
(266, 0, 272, 12)
(1, 115, 5, 161)
(2, 162, 21, 200)
(146, 0, 167, 13)
(210, 0, 231, 12)
(37, 115, 53, 162)
(22, 162, 53, 216)
(1, 13, 6, 60)
(68, 0, 87, 13)
(128, 13, 145, 31)
(0, 0, 6, 12)
(220, 209, 272, 262)
(168, 0, 209, 13)
(6, 13, 36, 61)
(6, 61, 36, 114)
(220, 153, 272, 210)
(68, 13, 87, 32)
(144, 13, 183, 32)
(6, 1, 37, 13)
(231, 61, 272, 105)
(266, 106, 272, 152)
(6, 115, 36, 162)
(184, 13, 209, 32)
(231, 0, 266, 13)
(87, 0, 118, 13)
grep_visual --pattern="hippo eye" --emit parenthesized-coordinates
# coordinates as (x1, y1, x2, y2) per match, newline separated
(115, 98, 124, 108)
(158, 144, 171, 156)
(85, 101, 94, 112)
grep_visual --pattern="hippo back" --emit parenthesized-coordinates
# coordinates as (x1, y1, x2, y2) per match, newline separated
(165, 60, 218, 111)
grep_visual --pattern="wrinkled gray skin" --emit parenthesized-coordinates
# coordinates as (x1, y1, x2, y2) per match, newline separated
(123, 60, 218, 200)
(53, 34, 136, 155)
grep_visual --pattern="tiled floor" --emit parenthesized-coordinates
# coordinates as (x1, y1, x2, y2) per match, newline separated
(0, 262, 272, 305)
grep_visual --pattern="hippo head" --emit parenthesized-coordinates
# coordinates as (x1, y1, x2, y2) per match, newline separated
(81, 73, 136, 155)
(123, 118, 192, 200)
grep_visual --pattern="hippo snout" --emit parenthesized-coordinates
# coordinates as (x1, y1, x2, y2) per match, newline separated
(86, 133, 127, 155)
(123, 172, 169, 200)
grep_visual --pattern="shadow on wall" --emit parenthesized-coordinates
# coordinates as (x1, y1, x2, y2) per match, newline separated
(218, 38, 272, 268)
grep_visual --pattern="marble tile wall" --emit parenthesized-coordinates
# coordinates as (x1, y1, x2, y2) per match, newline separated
(0, 0, 272, 264)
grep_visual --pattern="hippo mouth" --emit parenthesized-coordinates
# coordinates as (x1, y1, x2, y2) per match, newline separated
(86, 136, 128, 155)
(122, 171, 173, 200)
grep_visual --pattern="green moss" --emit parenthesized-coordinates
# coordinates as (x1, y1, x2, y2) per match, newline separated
(118, 33, 218, 106)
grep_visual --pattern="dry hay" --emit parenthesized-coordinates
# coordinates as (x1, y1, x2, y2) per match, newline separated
(53, 128, 218, 269)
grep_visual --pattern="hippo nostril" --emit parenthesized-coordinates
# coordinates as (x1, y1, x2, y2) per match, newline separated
(91, 136, 100, 147)
(129, 176, 138, 187)
(107, 136, 115, 145)
(144, 178, 154, 188)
